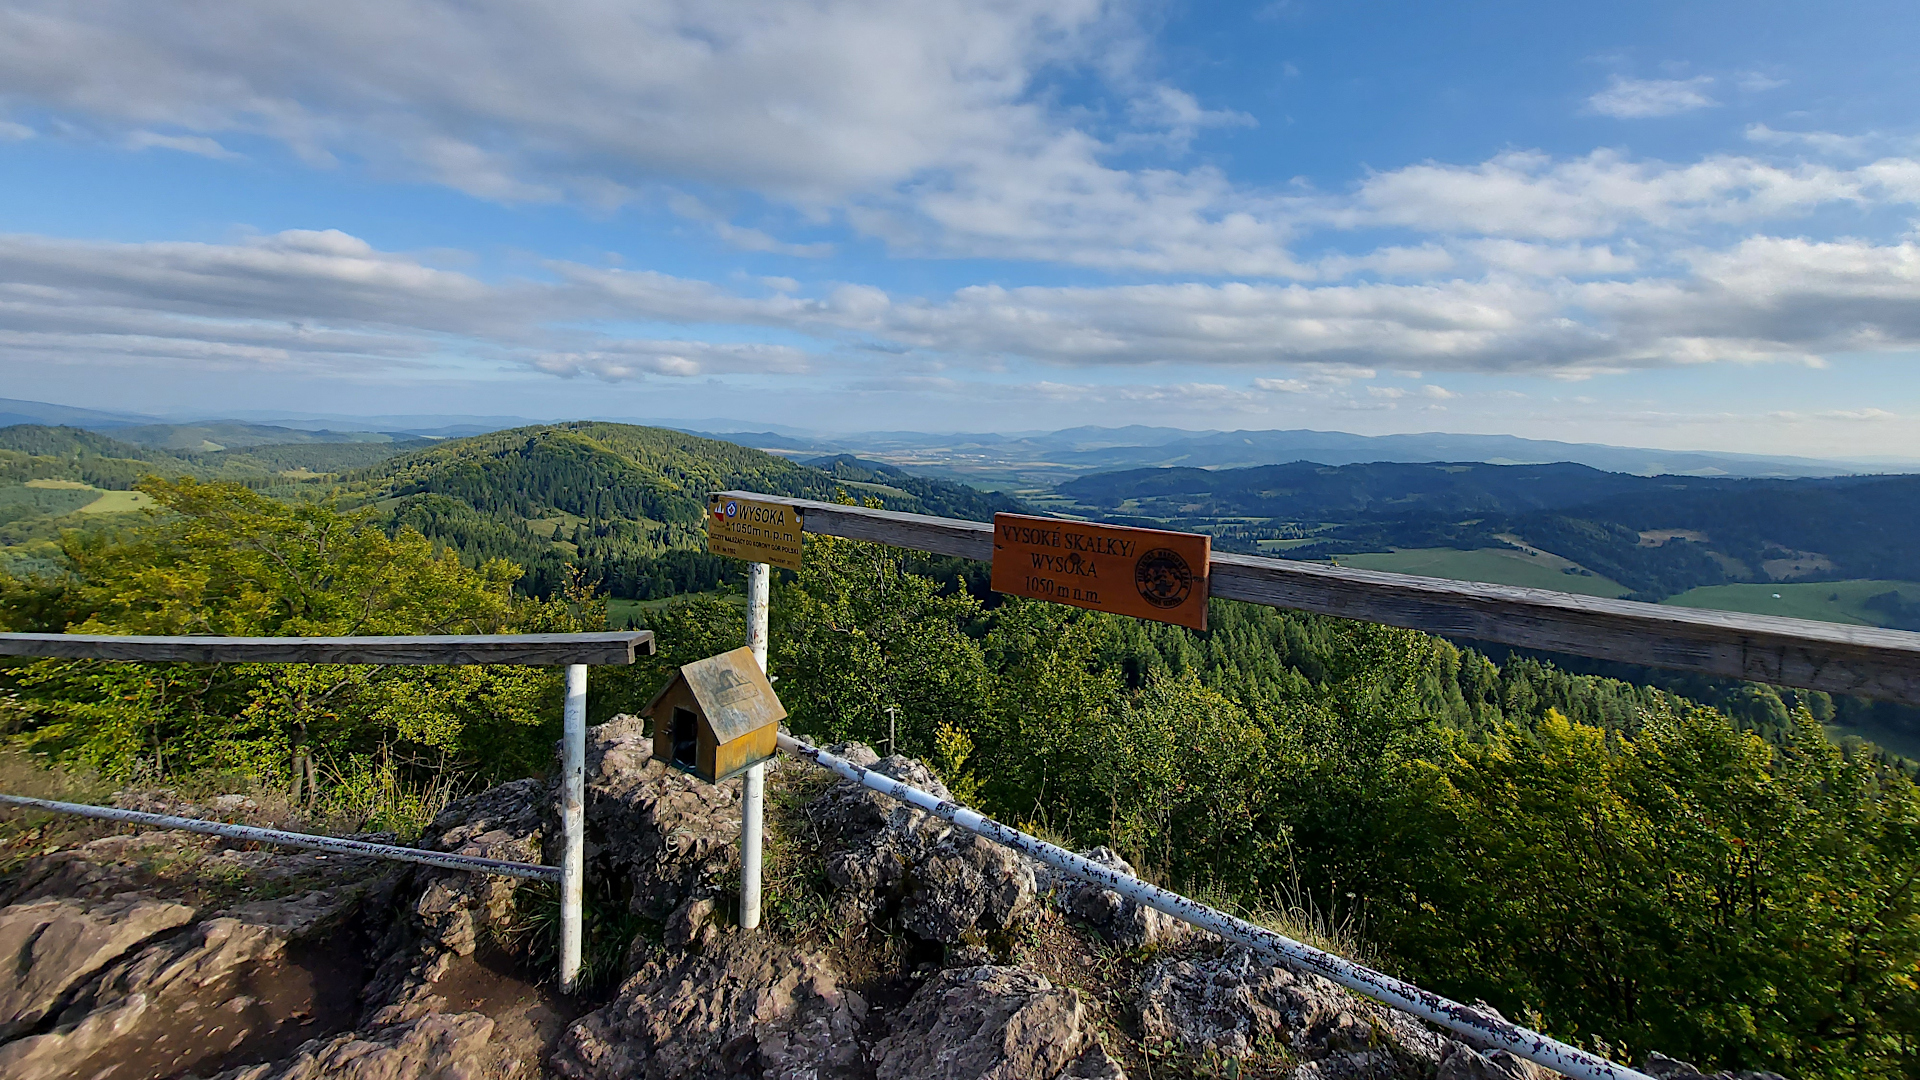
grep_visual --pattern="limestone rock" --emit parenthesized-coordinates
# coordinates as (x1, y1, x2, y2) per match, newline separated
(212, 1011, 498, 1080)
(583, 714, 742, 920)
(552, 932, 867, 1080)
(363, 780, 547, 1024)
(1137, 946, 1338, 1058)
(1047, 847, 1183, 948)
(806, 745, 1041, 945)
(1437, 1041, 1551, 1080)
(0, 894, 196, 1040)
(899, 830, 1038, 944)
(873, 965, 1097, 1080)
(1642, 1051, 1787, 1080)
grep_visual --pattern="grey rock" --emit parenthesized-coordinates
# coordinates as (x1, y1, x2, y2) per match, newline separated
(1642, 1051, 1787, 1080)
(583, 714, 742, 920)
(212, 1011, 498, 1080)
(1294, 1050, 1410, 1079)
(899, 830, 1038, 944)
(1437, 1041, 1549, 1080)
(1056, 1043, 1128, 1080)
(663, 896, 716, 952)
(807, 746, 1041, 944)
(363, 780, 548, 1025)
(1137, 945, 1444, 1072)
(0, 893, 196, 1040)
(1048, 847, 1183, 947)
(551, 932, 867, 1080)
(1137, 946, 1337, 1058)
(873, 965, 1096, 1080)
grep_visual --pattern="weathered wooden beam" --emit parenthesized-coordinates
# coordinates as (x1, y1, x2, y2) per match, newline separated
(0, 631, 655, 666)
(721, 490, 1920, 706)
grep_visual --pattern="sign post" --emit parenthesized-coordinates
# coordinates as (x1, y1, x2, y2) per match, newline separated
(990, 513, 1211, 630)
(706, 493, 797, 932)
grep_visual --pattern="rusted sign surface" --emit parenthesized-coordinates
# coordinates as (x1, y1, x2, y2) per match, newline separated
(990, 513, 1211, 630)
(707, 494, 804, 570)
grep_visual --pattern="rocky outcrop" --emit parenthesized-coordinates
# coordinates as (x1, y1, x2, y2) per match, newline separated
(552, 933, 867, 1080)
(1136, 941, 1455, 1076)
(582, 713, 743, 920)
(211, 1011, 499, 1080)
(362, 778, 547, 1024)
(873, 965, 1119, 1080)
(0, 887, 365, 1080)
(0, 727, 1767, 1080)
(1045, 847, 1183, 948)
(808, 742, 1041, 947)
(1642, 1051, 1788, 1080)
(0, 894, 197, 1040)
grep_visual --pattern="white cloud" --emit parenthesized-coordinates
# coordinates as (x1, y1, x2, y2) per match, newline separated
(1332, 149, 1893, 241)
(0, 0, 1301, 275)
(1587, 76, 1717, 119)
(11, 226, 1920, 398)
(124, 131, 243, 160)
(534, 340, 809, 380)
(1744, 124, 1876, 158)
(0, 120, 32, 140)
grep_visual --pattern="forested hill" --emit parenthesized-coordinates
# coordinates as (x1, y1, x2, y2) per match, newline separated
(1057, 459, 1920, 600)
(348, 423, 1025, 600)
(0, 424, 433, 488)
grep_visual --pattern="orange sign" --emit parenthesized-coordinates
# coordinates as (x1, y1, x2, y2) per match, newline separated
(990, 513, 1211, 630)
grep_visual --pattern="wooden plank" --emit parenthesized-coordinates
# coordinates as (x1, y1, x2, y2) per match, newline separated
(714, 491, 993, 561)
(1207, 554, 1920, 705)
(0, 631, 655, 666)
(991, 513, 1211, 630)
(720, 491, 1920, 706)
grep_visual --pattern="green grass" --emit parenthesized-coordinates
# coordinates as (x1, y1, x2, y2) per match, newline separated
(607, 591, 744, 626)
(1335, 547, 1631, 597)
(76, 489, 152, 514)
(1828, 723, 1920, 763)
(1661, 580, 1920, 628)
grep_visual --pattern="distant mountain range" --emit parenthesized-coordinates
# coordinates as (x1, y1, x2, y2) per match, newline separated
(1060, 459, 1920, 604)
(3, 396, 1912, 481)
(701, 426, 1903, 481)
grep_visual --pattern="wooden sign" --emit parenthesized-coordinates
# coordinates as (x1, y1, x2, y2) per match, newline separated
(707, 494, 804, 570)
(990, 513, 1211, 630)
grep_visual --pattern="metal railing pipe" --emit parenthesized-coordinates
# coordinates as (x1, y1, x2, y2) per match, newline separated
(559, 663, 588, 993)
(739, 560, 771, 931)
(777, 733, 1652, 1080)
(0, 793, 559, 880)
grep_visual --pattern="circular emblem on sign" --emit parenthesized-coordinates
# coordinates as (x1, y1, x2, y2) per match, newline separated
(1134, 548, 1193, 609)
(725, 501, 738, 518)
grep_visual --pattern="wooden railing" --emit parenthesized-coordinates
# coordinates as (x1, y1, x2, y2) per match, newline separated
(718, 490, 1920, 708)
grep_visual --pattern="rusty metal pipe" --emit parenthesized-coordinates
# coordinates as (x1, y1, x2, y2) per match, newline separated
(777, 733, 1651, 1080)
(0, 792, 559, 880)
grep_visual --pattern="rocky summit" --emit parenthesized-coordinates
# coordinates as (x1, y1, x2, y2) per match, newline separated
(0, 714, 1780, 1080)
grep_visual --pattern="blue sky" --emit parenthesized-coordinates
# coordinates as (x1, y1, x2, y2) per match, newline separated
(3, 0, 1919, 456)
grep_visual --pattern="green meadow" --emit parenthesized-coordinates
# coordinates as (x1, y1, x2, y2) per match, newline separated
(1661, 580, 1920, 627)
(1334, 546, 1631, 597)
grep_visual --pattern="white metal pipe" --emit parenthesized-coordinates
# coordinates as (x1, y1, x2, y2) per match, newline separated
(739, 562, 771, 930)
(559, 663, 587, 994)
(0, 793, 558, 880)
(777, 733, 1653, 1080)
(745, 561, 770, 672)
